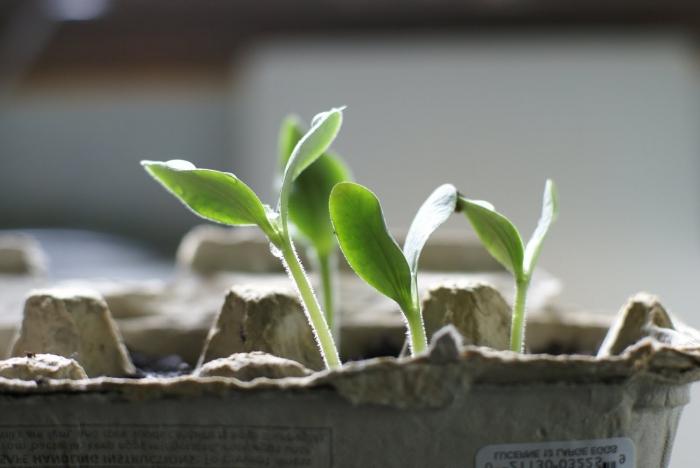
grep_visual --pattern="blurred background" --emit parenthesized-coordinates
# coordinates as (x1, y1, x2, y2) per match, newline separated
(0, 1, 699, 465)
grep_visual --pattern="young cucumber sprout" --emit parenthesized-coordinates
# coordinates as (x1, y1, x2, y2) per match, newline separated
(457, 180, 558, 353)
(329, 182, 458, 356)
(141, 107, 345, 369)
(278, 116, 351, 337)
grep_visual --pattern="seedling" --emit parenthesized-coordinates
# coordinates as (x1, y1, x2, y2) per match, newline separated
(141, 108, 345, 369)
(457, 180, 558, 352)
(330, 182, 458, 355)
(278, 116, 351, 336)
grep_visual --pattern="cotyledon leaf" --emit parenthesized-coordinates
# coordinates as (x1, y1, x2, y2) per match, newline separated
(329, 182, 414, 315)
(278, 115, 303, 170)
(457, 197, 525, 279)
(403, 183, 458, 277)
(523, 179, 559, 277)
(278, 116, 351, 255)
(278, 107, 344, 234)
(142, 160, 277, 240)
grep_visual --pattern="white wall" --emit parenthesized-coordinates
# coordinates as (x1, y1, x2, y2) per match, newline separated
(231, 32, 700, 466)
(0, 74, 231, 250)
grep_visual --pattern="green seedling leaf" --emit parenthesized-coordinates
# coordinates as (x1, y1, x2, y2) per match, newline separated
(278, 116, 303, 169)
(142, 160, 278, 240)
(457, 179, 558, 353)
(330, 182, 413, 314)
(278, 116, 351, 255)
(279, 108, 344, 235)
(280, 109, 343, 184)
(457, 197, 525, 279)
(523, 179, 559, 277)
(141, 109, 346, 370)
(403, 184, 458, 276)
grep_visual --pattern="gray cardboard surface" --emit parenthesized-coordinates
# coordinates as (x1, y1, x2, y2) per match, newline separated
(0, 337, 697, 468)
(0, 231, 695, 467)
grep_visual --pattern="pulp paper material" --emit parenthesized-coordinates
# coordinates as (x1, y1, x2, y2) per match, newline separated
(525, 308, 611, 355)
(196, 352, 312, 380)
(0, 334, 698, 468)
(177, 225, 508, 274)
(0, 354, 86, 380)
(0, 243, 561, 366)
(599, 293, 700, 357)
(422, 282, 511, 349)
(177, 226, 288, 274)
(11, 289, 135, 377)
(0, 271, 561, 365)
(174, 225, 562, 310)
(197, 285, 323, 370)
(0, 234, 46, 275)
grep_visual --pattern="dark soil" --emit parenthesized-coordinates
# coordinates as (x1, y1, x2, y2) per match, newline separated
(128, 350, 191, 378)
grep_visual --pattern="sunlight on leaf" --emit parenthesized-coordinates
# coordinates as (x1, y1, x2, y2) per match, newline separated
(523, 179, 559, 277)
(457, 196, 525, 279)
(142, 160, 277, 240)
(403, 184, 458, 276)
(330, 182, 413, 314)
(278, 108, 344, 235)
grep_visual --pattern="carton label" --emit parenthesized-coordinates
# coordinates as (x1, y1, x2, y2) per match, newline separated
(0, 424, 332, 467)
(476, 437, 634, 468)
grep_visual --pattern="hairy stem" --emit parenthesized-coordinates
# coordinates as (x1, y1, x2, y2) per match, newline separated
(511, 279, 529, 352)
(405, 289, 428, 355)
(316, 249, 339, 340)
(280, 239, 341, 369)
(316, 250, 335, 329)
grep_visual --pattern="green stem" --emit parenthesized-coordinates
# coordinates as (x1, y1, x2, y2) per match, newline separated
(316, 250, 336, 334)
(405, 284, 428, 355)
(511, 279, 529, 353)
(280, 238, 341, 369)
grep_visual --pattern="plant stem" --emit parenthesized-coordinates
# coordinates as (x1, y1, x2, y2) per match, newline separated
(316, 249, 336, 334)
(405, 300, 428, 356)
(280, 239, 341, 369)
(511, 279, 529, 352)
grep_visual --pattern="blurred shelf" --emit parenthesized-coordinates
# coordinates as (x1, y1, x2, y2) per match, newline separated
(1, 0, 699, 73)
